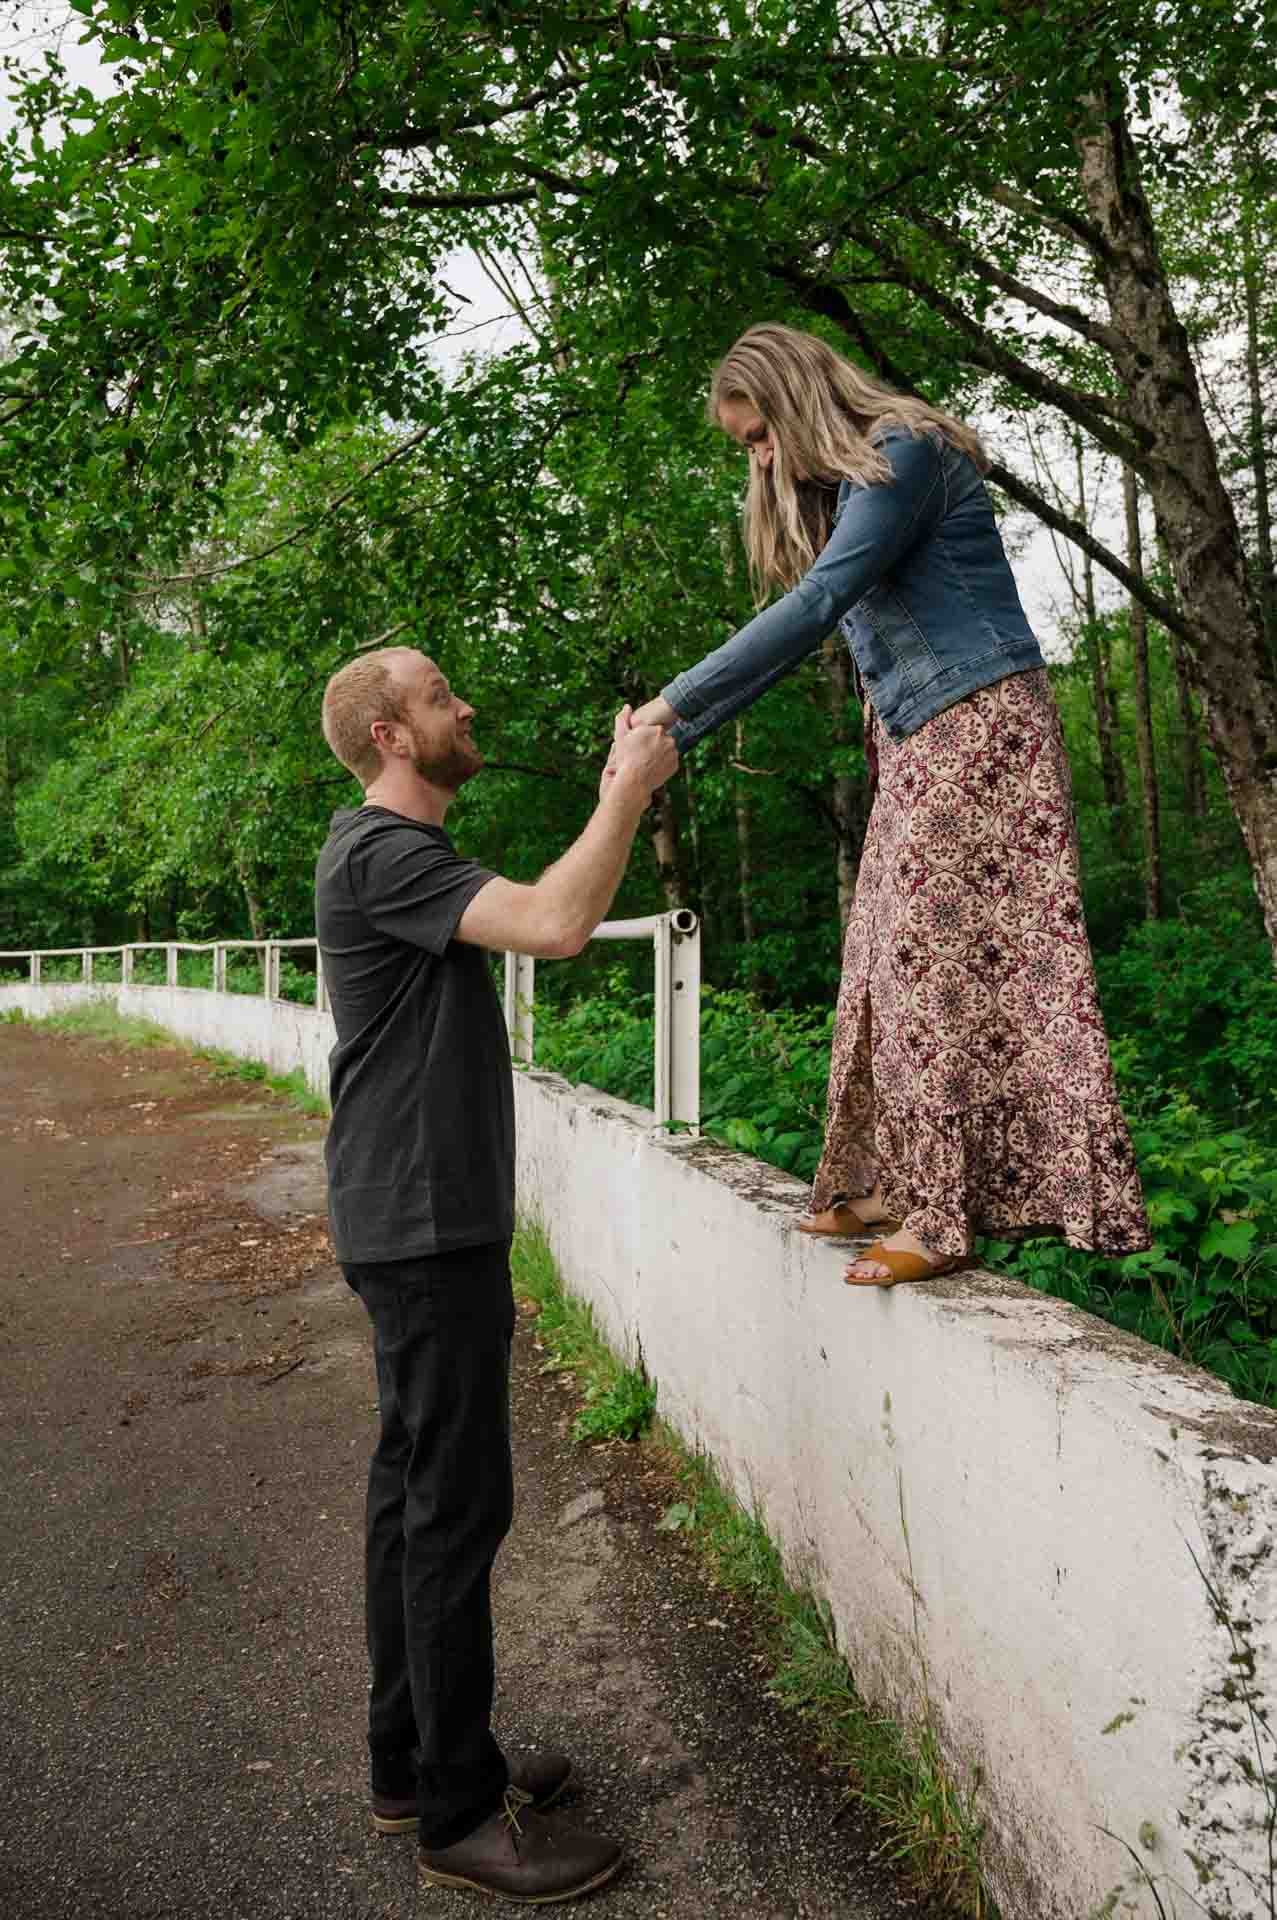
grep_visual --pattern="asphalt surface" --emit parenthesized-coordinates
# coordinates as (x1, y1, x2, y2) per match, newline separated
(0, 1021, 943, 1919)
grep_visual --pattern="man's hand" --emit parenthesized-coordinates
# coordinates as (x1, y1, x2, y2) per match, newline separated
(601, 698, 678, 796)
(600, 703, 632, 798)
(607, 722, 679, 802)
(458, 724, 680, 959)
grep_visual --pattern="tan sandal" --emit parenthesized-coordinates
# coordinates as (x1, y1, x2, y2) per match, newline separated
(843, 1241, 971, 1288)
(797, 1203, 901, 1239)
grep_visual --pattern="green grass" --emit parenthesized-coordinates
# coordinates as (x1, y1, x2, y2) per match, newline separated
(3, 1002, 330, 1119)
(510, 1220, 995, 1918)
(192, 1047, 330, 1118)
(20, 1002, 174, 1048)
(512, 1224, 656, 1443)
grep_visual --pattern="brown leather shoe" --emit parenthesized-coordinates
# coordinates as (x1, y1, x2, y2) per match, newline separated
(418, 1787, 623, 1904)
(372, 1750, 574, 1835)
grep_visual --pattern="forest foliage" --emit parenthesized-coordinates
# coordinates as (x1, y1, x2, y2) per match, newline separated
(2, 1, 1275, 1401)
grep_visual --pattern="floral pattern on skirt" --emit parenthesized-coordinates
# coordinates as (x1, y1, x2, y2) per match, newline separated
(810, 668, 1150, 1258)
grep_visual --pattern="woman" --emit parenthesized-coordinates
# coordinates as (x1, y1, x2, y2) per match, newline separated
(621, 323, 1149, 1286)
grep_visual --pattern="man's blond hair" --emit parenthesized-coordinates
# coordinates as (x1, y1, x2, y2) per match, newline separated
(321, 652, 410, 786)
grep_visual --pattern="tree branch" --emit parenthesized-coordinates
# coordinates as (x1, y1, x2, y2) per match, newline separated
(832, 227, 1148, 464)
(770, 241, 1150, 474)
(482, 759, 597, 794)
(975, 179, 1116, 266)
(910, 211, 1128, 356)
(354, 620, 411, 652)
(371, 73, 590, 150)
(380, 187, 537, 211)
(988, 459, 1196, 645)
(136, 426, 435, 587)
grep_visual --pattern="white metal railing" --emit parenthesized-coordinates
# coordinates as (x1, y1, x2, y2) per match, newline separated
(502, 909, 700, 1133)
(0, 938, 328, 1010)
(1, 910, 702, 1133)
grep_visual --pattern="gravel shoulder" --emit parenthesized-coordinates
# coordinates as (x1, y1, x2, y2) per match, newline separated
(0, 1021, 942, 1919)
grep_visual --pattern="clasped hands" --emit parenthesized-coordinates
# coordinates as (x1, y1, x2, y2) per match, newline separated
(600, 696, 680, 802)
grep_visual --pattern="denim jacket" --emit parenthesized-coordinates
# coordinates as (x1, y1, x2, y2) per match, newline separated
(661, 429, 1045, 751)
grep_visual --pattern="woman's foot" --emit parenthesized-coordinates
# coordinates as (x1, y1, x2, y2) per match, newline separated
(844, 1228, 969, 1288)
(797, 1185, 898, 1238)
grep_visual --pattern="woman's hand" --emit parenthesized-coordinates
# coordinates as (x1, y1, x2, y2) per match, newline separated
(628, 695, 677, 732)
(602, 697, 676, 798)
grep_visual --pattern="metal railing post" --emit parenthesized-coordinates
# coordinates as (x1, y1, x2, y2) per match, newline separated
(669, 909, 700, 1133)
(30, 952, 40, 987)
(122, 946, 134, 986)
(82, 950, 93, 984)
(166, 943, 178, 988)
(266, 942, 280, 1000)
(653, 918, 673, 1128)
(503, 951, 535, 1065)
(315, 954, 328, 1013)
(213, 943, 226, 993)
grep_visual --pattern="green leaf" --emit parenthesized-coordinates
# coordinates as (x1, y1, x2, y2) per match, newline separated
(1199, 1219, 1259, 1264)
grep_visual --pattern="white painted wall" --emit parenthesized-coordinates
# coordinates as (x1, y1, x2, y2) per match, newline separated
(517, 1072, 1277, 1920)
(5, 979, 1274, 1918)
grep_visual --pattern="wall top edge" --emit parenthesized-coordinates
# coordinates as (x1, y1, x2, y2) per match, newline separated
(513, 1065, 1277, 1463)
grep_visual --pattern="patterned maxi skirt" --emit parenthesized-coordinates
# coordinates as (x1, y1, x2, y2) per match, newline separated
(810, 668, 1150, 1258)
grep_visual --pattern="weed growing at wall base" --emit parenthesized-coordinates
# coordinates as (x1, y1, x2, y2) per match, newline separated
(510, 1220, 996, 1918)
(511, 1225, 656, 1444)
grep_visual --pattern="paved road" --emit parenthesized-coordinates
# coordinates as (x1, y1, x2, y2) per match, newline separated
(0, 1022, 940, 1919)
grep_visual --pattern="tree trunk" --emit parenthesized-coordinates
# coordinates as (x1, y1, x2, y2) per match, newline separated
(1075, 93, 1277, 957)
(1123, 463, 1162, 918)
(821, 634, 865, 933)
(733, 718, 757, 959)
(235, 846, 266, 941)
(682, 753, 702, 911)
(1076, 439, 1128, 844)
(647, 785, 685, 910)
(1171, 631, 1208, 823)
(1154, 522, 1208, 822)
(1241, 200, 1277, 663)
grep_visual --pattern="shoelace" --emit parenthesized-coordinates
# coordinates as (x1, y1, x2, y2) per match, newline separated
(500, 1784, 535, 1848)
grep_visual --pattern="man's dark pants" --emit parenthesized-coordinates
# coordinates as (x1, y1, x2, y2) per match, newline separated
(343, 1240, 516, 1848)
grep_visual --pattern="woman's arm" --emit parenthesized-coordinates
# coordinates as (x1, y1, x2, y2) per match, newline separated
(658, 431, 946, 752)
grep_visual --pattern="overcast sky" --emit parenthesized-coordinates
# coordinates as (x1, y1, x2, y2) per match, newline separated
(2, 3, 1129, 651)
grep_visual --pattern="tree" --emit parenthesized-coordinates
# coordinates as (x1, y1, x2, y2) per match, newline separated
(2, 0, 1274, 951)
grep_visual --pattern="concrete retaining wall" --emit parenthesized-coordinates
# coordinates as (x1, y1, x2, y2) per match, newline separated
(6, 979, 1275, 1917)
(514, 1075, 1277, 1920)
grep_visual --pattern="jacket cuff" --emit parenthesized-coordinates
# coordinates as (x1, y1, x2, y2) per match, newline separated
(661, 673, 705, 720)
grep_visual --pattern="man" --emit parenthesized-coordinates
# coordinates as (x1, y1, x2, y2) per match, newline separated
(315, 646, 677, 1904)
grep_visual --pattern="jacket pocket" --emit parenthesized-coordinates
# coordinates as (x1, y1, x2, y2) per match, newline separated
(849, 587, 944, 698)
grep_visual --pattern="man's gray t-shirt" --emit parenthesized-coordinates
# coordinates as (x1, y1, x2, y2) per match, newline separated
(315, 806, 514, 1265)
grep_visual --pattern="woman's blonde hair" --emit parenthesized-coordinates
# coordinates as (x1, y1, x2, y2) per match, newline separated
(708, 323, 988, 598)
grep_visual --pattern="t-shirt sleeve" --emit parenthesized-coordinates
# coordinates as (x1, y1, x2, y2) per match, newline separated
(349, 826, 496, 956)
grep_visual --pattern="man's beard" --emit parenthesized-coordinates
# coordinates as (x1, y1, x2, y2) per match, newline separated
(407, 717, 481, 792)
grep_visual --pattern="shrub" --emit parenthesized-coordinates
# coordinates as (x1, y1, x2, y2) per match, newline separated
(983, 1093, 1277, 1407)
(1093, 873, 1277, 1136)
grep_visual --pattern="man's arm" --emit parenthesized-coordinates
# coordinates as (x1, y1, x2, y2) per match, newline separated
(454, 724, 678, 959)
